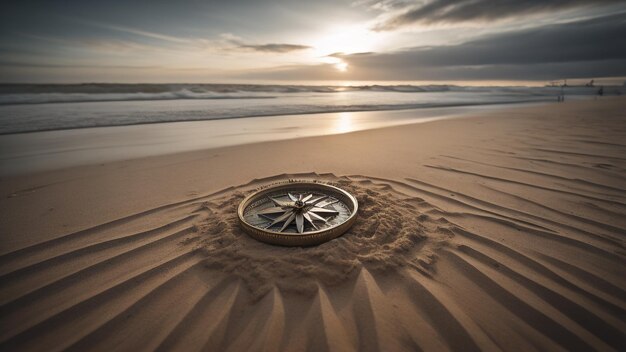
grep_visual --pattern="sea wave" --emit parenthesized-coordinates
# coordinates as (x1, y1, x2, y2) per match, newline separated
(0, 90, 278, 105)
(0, 83, 454, 95)
(0, 83, 621, 105)
(0, 83, 456, 105)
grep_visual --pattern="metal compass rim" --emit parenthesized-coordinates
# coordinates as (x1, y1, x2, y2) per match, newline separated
(237, 181, 358, 246)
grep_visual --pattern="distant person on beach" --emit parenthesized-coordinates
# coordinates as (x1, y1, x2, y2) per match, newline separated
(598, 86, 604, 97)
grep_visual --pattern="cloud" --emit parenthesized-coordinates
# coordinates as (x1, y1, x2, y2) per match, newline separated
(237, 43, 311, 53)
(73, 20, 312, 55)
(217, 33, 310, 53)
(373, 0, 624, 30)
(362, 13, 626, 66)
(352, 0, 414, 12)
(76, 19, 190, 43)
(239, 13, 626, 81)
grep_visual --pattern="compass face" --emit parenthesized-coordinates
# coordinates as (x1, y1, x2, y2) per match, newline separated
(238, 181, 358, 246)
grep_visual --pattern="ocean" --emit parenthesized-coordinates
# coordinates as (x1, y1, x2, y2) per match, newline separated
(0, 83, 621, 134)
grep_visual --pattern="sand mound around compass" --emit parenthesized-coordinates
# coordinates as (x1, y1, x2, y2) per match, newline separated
(196, 177, 454, 299)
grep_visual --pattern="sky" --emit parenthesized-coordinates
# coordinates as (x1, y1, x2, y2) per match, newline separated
(1, 0, 625, 84)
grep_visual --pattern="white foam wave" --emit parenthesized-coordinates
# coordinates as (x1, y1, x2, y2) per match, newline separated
(0, 90, 277, 105)
(0, 83, 621, 106)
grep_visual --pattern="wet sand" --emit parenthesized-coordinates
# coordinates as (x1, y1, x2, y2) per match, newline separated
(0, 103, 526, 176)
(0, 98, 625, 351)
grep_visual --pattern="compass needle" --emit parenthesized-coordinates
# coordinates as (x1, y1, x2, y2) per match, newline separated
(279, 213, 296, 232)
(269, 196, 292, 207)
(316, 199, 339, 208)
(308, 212, 329, 223)
(257, 206, 287, 215)
(266, 210, 294, 228)
(303, 213, 318, 230)
(306, 196, 327, 205)
(296, 214, 304, 233)
(310, 207, 339, 214)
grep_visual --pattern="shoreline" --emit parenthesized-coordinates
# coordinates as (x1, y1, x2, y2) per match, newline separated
(0, 98, 558, 135)
(0, 101, 550, 176)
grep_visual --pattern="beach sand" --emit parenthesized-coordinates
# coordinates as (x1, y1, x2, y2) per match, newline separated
(0, 98, 625, 351)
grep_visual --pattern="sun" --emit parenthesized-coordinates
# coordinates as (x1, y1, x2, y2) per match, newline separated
(311, 24, 376, 56)
(335, 61, 348, 72)
(307, 23, 383, 72)
(319, 56, 349, 72)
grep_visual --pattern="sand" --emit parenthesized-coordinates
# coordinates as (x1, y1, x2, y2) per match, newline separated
(0, 98, 625, 351)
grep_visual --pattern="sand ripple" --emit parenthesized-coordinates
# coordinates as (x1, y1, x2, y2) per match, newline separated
(1, 169, 624, 351)
(196, 175, 454, 299)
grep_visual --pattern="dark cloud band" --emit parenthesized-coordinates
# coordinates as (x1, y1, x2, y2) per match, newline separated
(374, 0, 623, 30)
(242, 13, 626, 81)
(237, 43, 311, 53)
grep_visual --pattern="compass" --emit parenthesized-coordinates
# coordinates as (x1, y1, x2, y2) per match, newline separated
(238, 181, 358, 246)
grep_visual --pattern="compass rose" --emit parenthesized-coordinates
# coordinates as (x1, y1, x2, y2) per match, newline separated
(259, 193, 339, 233)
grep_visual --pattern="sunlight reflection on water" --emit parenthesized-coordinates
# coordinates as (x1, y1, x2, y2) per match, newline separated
(334, 112, 354, 134)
